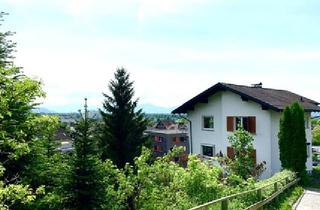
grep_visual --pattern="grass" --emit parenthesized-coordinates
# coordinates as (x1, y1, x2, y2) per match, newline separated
(305, 166, 320, 189)
(264, 185, 304, 210)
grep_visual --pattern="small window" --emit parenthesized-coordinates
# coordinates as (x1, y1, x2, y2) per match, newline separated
(307, 143, 311, 158)
(203, 116, 214, 130)
(154, 145, 162, 152)
(201, 145, 215, 157)
(154, 136, 162, 142)
(172, 136, 180, 143)
(227, 116, 256, 134)
(235, 117, 242, 130)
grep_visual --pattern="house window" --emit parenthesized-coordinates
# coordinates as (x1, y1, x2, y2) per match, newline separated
(154, 136, 163, 142)
(227, 116, 256, 134)
(202, 116, 214, 130)
(172, 136, 180, 144)
(307, 143, 311, 158)
(201, 145, 215, 157)
(154, 145, 162, 152)
(180, 136, 186, 142)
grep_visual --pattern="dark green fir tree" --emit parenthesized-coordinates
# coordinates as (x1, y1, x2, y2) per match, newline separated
(290, 102, 307, 175)
(278, 106, 292, 169)
(278, 102, 307, 177)
(67, 98, 102, 210)
(100, 68, 150, 168)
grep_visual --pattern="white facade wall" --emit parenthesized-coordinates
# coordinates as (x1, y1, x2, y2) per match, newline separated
(221, 91, 272, 179)
(188, 90, 313, 179)
(188, 93, 223, 156)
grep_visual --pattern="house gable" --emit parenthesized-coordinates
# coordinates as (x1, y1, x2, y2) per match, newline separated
(172, 82, 320, 114)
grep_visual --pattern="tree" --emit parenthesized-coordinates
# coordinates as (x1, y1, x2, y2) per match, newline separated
(228, 127, 255, 179)
(313, 125, 320, 146)
(66, 99, 103, 210)
(290, 102, 307, 175)
(278, 102, 307, 176)
(0, 12, 15, 68)
(278, 106, 292, 169)
(100, 68, 150, 168)
(0, 13, 45, 209)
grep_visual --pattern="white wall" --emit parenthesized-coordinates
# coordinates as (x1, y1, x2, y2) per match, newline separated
(188, 92, 223, 156)
(305, 113, 313, 172)
(221, 91, 272, 179)
(270, 111, 282, 174)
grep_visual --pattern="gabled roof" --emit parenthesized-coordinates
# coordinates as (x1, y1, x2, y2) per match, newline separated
(172, 82, 320, 113)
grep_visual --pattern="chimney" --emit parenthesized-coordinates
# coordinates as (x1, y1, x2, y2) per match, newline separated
(252, 82, 263, 88)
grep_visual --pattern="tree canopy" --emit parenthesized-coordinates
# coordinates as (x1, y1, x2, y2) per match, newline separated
(100, 68, 150, 168)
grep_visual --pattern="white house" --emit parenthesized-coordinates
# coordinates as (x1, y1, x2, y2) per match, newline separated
(172, 82, 320, 179)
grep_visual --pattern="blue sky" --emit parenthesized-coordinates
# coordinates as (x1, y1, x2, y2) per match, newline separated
(2, 0, 320, 112)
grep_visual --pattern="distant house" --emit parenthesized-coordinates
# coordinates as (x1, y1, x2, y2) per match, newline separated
(56, 127, 73, 152)
(145, 120, 189, 160)
(172, 82, 320, 178)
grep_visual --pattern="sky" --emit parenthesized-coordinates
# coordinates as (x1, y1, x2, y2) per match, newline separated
(1, 0, 320, 112)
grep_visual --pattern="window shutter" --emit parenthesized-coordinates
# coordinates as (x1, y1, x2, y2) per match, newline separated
(252, 149, 257, 165)
(227, 117, 234, 132)
(248, 117, 256, 134)
(227, 146, 235, 158)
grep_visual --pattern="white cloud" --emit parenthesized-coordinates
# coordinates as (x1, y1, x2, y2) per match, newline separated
(3, 0, 211, 20)
(11, 28, 320, 111)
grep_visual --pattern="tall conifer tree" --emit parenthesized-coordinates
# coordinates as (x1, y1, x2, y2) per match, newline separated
(67, 98, 102, 209)
(100, 68, 149, 168)
(278, 102, 307, 176)
(290, 102, 307, 175)
(278, 106, 292, 169)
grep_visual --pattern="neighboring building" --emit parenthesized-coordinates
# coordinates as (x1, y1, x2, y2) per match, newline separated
(145, 120, 189, 159)
(172, 82, 320, 178)
(56, 127, 73, 152)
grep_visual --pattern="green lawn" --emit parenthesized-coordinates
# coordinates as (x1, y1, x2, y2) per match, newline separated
(306, 166, 320, 189)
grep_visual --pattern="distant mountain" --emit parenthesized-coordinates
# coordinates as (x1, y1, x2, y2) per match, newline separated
(139, 103, 174, 114)
(33, 107, 56, 114)
(34, 103, 175, 115)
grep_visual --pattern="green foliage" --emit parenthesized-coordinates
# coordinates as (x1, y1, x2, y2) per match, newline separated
(0, 12, 16, 68)
(313, 125, 320, 146)
(264, 185, 304, 210)
(311, 119, 320, 128)
(0, 13, 46, 209)
(100, 68, 150, 168)
(129, 147, 226, 209)
(21, 115, 71, 209)
(228, 127, 256, 179)
(0, 66, 45, 179)
(278, 102, 307, 177)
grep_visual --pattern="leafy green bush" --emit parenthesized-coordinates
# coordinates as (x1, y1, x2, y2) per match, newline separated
(313, 125, 320, 146)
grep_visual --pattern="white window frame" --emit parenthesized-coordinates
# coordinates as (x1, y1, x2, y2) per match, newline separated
(201, 144, 215, 157)
(202, 116, 214, 131)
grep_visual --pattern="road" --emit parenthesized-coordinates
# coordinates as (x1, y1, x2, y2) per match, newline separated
(295, 188, 320, 210)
